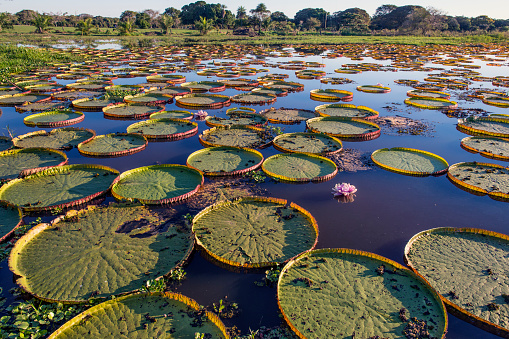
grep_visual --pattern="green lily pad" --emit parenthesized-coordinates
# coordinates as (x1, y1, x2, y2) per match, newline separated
(272, 132, 342, 155)
(150, 87, 192, 97)
(407, 89, 451, 99)
(124, 93, 173, 105)
(181, 81, 225, 92)
(306, 116, 381, 140)
(231, 93, 277, 105)
(149, 110, 194, 120)
(49, 292, 228, 338)
(126, 119, 198, 140)
(146, 74, 186, 83)
(176, 94, 230, 108)
(447, 162, 509, 201)
(0, 202, 23, 243)
(72, 97, 120, 111)
(111, 165, 203, 204)
(314, 104, 379, 120)
(262, 153, 337, 182)
(66, 81, 111, 91)
(371, 148, 449, 176)
(0, 94, 50, 106)
(278, 249, 447, 339)
(192, 196, 318, 268)
(0, 164, 119, 212)
(457, 117, 509, 138)
(23, 110, 84, 128)
(0, 136, 13, 152)
(310, 89, 353, 101)
(187, 146, 263, 176)
(405, 227, 509, 336)
(199, 126, 271, 148)
(52, 91, 97, 101)
(0, 148, 68, 181)
(205, 112, 267, 128)
(15, 101, 69, 113)
(13, 128, 96, 150)
(102, 104, 164, 119)
(78, 133, 147, 157)
(266, 81, 304, 92)
(251, 87, 288, 97)
(461, 136, 509, 161)
(259, 107, 318, 124)
(404, 97, 458, 109)
(9, 203, 193, 302)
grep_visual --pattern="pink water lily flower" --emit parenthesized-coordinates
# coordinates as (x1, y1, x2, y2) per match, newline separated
(331, 183, 357, 197)
(194, 110, 208, 120)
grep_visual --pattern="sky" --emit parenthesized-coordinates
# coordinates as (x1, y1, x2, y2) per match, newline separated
(0, 0, 507, 19)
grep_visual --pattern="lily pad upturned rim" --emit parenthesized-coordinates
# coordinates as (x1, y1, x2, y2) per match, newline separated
(272, 132, 343, 155)
(446, 161, 509, 201)
(457, 117, 509, 138)
(126, 118, 198, 140)
(186, 146, 264, 176)
(0, 93, 52, 106)
(258, 107, 318, 124)
(460, 136, 509, 161)
(0, 164, 119, 212)
(406, 89, 451, 100)
(404, 227, 509, 338)
(230, 92, 277, 105)
(262, 153, 338, 182)
(78, 133, 148, 157)
(23, 110, 85, 128)
(0, 201, 23, 243)
(314, 103, 379, 120)
(149, 110, 194, 120)
(0, 147, 69, 180)
(306, 116, 381, 140)
(199, 125, 272, 149)
(309, 89, 354, 102)
(205, 112, 268, 128)
(111, 164, 204, 204)
(278, 248, 448, 339)
(123, 93, 173, 105)
(71, 97, 119, 111)
(192, 196, 319, 269)
(102, 103, 165, 119)
(12, 127, 96, 150)
(180, 81, 226, 92)
(356, 85, 392, 93)
(482, 96, 509, 107)
(404, 97, 458, 109)
(175, 93, 231, 108)
(48, 292, 229, 338)
(371, 147, 449, 176)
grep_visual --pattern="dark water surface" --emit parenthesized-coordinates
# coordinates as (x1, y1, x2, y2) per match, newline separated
(1, 48, 508, 338)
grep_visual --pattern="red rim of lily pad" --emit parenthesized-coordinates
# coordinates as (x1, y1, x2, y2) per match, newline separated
(78, 133, 148, 157)
(23, 110, 85, 128)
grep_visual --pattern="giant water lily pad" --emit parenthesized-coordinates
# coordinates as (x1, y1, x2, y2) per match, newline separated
(124, 93, 173, 105)
(126, 119, 198, 140)
(306, 117, 381, 140)
(13, 128, 95, 150)
(181, 81, 225, 92)
(310, 89, 353, 101)
(457, 117, 509, 138)
(315, 104, 379, 120)
(176, 94, 230, 108)
(192, 197, 318, 268)
(278, 249, 447, 339)
(52, 91, 97, 101)
(371, 147, 449, 176)
(150, 87, 192, 97)
(111, 165, 203, 204)
(405, 227, 509, 336)
(273, 132, 342, 155)
(259, 107, 318, 124)
(72, 97, 119, 111)
(102, 104, 164, 119)
(9, 203, 193, 302)
(187, 146, 263, 176)
(230, 93, 277, 105)
(404, 97, 458, 109)
(0, 93, 50, 106)
(0, 203, 23, 243)
(461, 136, 509, 161)
(150, 110, 194, 120)
(0, 164, 118, 211)
(205, 113, 267, 128)
(23, 110, 84, 128)
(78, 133, 147, 157)
(447, 162, 509, 201)
(15, 101, 69, 113)
(0, 148, 68, 181)
(49, 293, 228, 338)
(199, 126, 271, 148)
(262, 153, 337, 182)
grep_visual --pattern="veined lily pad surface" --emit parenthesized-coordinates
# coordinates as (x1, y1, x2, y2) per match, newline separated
(461, 136, 509, 160)
(126, 119, 198, 140)
(272, 132, 342, 155)
(78, 133, 147, 157)
(72, 97, 119, 111)
(314, 104, 379, 120)
(404, 97, 458, 109)
(0, 164, 118, 211)
(371, 148, 449, 176)
(187, 146, 263, 175)
(205, 113, 267, 128)
(199, 126, 270, 148)
(457, 117, 509, 138)
(15, 101, 68, 113)
(149, 110, 194, 120)
(0, 148, 68, 181)
(259, 107, 318, 124)
(192, 197, 318, 268)
(447, 162, 509, 200)
(102, 104, 164, 119)
(262, 153, 337, 182)
(49, 293, 228, 338)
(0, 94, 50, 106)
(230, 93, 277, 105)
(306, 116, 381, 140)
(278, 249, 447, 339)
(9, 203, 193, 302)
(111, 165, 203, 204)
(405, 227, 509, 336)
(23, 110, 84, 128)
(13, 128, 95, 150)
(0, 203, 23, 242)
(176, 94, 230, 108)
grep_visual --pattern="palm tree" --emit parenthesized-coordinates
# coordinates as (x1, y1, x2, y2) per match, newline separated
(32, 13, 52, 34)
(194, 16, 213, 35)
(250, 3, 271, 34)
(76, 17, 94, 36)
(237, 6, 247, 19)
(159, 14, 174, 35)
(118, 18, 136, 36)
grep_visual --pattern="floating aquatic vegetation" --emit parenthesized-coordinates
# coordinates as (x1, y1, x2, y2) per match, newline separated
(273, 132, 342, 155)
(0, 136, 13, 152)
(262, 153, 337, 182)
(15, 101, 69, 113)
(187, 146, 263, 176)
(457, 116, 509, 138)
(259, 107, 318, 124)
(404, 97, 458, 109)
(371, 148, 449, 176)
(0, 93, 51, 106)
(176, 93, 230, 109)
(331, 182, 357, 197)
(310, 89, 353, 102)
(0, 148, 68, 181)
(231, 93, 277, 105)
(127, 118, 198, 140)
(375, 116, 434, 137)
(102, 103, 165, 119)
(0, 202, 23, 243)
(23, 110, 84, 128)
(199, 126, 272, 149)
(460, 136, 509, 161)
(406, 89, 451, 100)
(326, 148, 374, 172)
(206, 112, 267, 128)
(181, 81, 226, 93)
(306, 116, 381, 140)
(72, 96, 120, 111)
(314, 103, 379, 120)
(150, 110, 194, 120)
(12, 127, 95, 150)
(356, 85, 391, 93)
(78, 133, 147, 157)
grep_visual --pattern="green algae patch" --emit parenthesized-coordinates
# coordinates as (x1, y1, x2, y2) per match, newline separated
(126, 119, 198, 140)
(78, 133, 147, 157)
(278, 248, 447, 339)
(187, 146, 263, 176)
(371, 148, 449, 176)
(0, 148, 68, 181)
(192, 197, 318, 268)
(9, 203, 193, 303)
(262, 153, 337, 182)
(13, 128, 95, 150)
(405, 228, 509, 337)
(0, 164, 119, 212)
(0, 202, 23, 243)
(111, 165, 203, 204)
(273, 133, 342, 155)
(460, 136, 509, 161)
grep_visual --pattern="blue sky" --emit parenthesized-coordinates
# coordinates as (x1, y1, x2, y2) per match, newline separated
(0, 0, 507, 19)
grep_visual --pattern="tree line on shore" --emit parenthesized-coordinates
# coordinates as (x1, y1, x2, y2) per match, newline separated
(0, 2, 507, 36)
